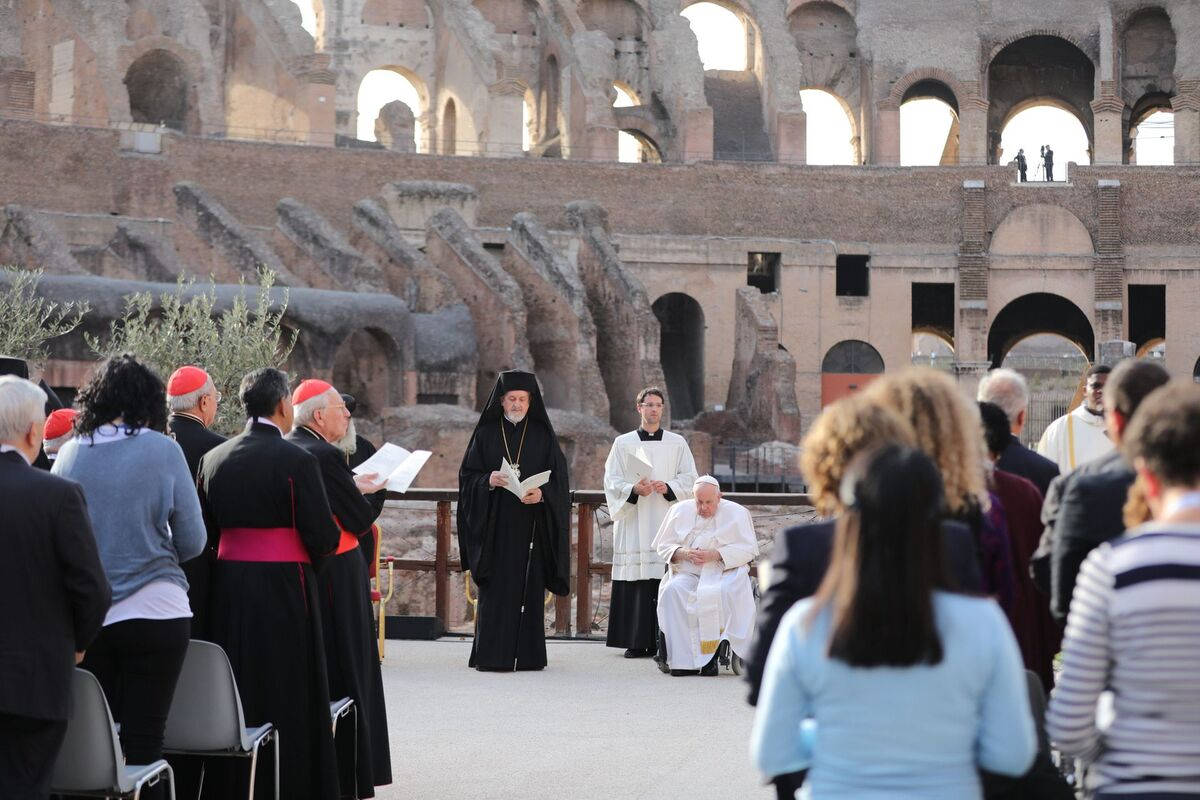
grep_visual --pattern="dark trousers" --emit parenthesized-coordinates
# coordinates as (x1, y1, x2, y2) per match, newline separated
(0, 712, 67, 799)
(80, 618, 190, 800)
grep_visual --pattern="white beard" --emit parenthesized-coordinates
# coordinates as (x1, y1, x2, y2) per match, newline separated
(504, 412, 526, 425)
(335, 418, 357, 457)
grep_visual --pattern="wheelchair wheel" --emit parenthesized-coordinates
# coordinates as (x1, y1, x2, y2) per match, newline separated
(731, 653, 744, 675)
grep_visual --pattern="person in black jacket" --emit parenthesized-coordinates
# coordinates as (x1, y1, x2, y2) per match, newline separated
(1036, 358, 1169, 620)
(744, 395, 984, 800)
(287, 379, 391, 797)
(977, 367, 1059, 497)
(165, 365, 225, 640)
(0, 375, 111, 799)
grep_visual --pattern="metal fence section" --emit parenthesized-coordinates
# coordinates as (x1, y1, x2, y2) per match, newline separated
(709, 442, 806, 492)
(1021, 391, 1075, 448)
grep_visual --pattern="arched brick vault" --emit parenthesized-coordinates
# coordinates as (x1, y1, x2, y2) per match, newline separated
(987, 293, 1095, 367)
(984, 28, 1098, 76)
(786, 0, 855, 18)
(884, 68, 968, 109)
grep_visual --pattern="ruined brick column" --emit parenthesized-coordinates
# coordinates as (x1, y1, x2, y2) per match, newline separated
(1091, 82, 1126, 165)
(1171, 81, 1200, 165)
(1094, 179, 1126, 349)
(874, 98, 901, 165)
(957, 84, 989, 165)
(293, 54, 336, 148)
(955, 180, 991, 392)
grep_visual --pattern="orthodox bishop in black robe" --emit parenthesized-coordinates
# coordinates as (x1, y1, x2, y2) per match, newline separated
(287, 422, 392, 796)
(197, 419, 340, 800)
(458, 371, 570, 670)
(169, 411, 225, 640)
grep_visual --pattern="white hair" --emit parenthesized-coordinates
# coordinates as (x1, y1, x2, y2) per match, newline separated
(294, 388, 336, 427)
(976, 368, 1029, 424)
(0, 376, 47, 442)
(167, 378, 216, 412)
(44, 432, 73, 454)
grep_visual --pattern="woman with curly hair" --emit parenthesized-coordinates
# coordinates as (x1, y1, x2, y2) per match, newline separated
(745, 393, 986, 800)
(863, 367, 1017, 612)
(52, 353, 205, 800)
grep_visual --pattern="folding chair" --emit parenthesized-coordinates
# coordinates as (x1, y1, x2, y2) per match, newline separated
(51, 668, 176, 799)
(369, 523, 395, 662)
(162, 640, 279, 800)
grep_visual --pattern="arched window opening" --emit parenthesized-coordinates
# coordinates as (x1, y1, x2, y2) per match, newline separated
(356, 68, 424, 149)
(442, 98, 457, 155)
(651, 293, 705, 419)
(899, 80, 958, 166)
(911, 332, 954, 369)
(820, 339, 883, 406)
(998, 103, 1090, 181)
(1131, 108, 1174, 165)
(800, 88, 855, 164)
(125, 50, 196, 133)
(681, 2, 747, 71)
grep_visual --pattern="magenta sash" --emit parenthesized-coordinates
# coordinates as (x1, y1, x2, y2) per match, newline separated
(218, 527, 310, 564)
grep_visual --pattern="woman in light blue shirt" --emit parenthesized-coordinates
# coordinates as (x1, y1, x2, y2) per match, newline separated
(751, 445, 1035, 799)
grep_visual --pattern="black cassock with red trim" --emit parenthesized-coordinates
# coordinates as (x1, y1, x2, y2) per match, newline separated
(197, 419, 340, 800)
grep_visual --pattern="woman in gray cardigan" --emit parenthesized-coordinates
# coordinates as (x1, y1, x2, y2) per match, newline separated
(53, 354, 205, 799)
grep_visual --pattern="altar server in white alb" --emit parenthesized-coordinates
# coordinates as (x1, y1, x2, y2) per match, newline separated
(653, 476, 758, 676)
(603, 387, 698, 658)
(1037, 364, 1114, 472)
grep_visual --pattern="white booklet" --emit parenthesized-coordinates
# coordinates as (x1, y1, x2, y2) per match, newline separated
(352, 442, 432, 494)
(498, 457, 551, 500)
(625, 446, 655, 482)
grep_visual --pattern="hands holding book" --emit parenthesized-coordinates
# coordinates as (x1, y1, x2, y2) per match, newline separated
(488, 470, 542, 503)
(633, 477, 670, 496)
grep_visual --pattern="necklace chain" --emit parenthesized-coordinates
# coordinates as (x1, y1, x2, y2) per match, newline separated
(500, 416, 529, 475)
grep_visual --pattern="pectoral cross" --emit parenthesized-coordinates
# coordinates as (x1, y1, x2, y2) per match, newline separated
(512, 463, 521, 479)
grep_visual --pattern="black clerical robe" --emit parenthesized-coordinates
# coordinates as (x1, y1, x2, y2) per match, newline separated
(458, 416, 570, 670)
(197, 420, 340, 800)
(287, 426, 391, 796)
(168, 412, 226, 640)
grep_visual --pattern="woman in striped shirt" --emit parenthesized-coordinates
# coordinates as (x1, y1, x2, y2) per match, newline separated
(1047, 381, 1200, 798)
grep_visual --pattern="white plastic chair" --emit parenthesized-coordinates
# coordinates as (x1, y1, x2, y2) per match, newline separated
(51, 668, 176, 799)
(162, 640, 278, 800)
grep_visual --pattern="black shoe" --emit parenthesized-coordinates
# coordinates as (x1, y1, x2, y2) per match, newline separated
(700, 653, 719, 677)
(669, 668, 700, 677)
(624, 648, 653, 658)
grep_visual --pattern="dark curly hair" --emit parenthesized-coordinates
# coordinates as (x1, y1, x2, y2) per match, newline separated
(75, 353, 168, 436)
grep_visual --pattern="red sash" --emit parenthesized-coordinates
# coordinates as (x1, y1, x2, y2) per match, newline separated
(218, 527, 311, 564)
(335, 529, 360, 555)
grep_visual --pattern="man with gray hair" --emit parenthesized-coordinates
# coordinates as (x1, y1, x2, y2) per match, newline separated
(653, 475, 758, 676)
(977, 368, 1059, 496)
(0, 375, 110, 798)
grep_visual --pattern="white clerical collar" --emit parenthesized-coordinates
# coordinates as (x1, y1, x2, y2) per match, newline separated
(0, 444, 30, 465)
(1072, 404, 1105, 426)
(253, 417, 282, 433)
(87, 424, 145, 445)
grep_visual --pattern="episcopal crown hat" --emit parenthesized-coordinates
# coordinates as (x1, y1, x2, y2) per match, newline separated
(167, 366, 210, 397)
(44, 408, 78, 440)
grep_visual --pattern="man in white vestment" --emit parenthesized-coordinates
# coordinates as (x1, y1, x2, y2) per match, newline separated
(653, 476, 758, 676)
(603, 387, 698, 658)
(1037, 364, 1114, 472)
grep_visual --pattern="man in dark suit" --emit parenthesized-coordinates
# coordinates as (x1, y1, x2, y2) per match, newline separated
(977, 367, 1059, 496)
(0, 356, 66, 471)
(1038, 358, 1169, 620)
(0, 375, 111, 799)
(165, 366, 225, 640)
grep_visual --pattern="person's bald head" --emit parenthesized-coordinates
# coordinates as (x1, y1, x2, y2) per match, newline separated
(694, 478, 721, 518)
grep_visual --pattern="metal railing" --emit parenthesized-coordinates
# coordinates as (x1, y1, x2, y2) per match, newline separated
(384, 488, 812, 637)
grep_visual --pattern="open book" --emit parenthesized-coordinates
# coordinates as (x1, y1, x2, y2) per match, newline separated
(498, 457, 551, 500)
(352, 443, 432, 494)
(625, 446, 655, 482)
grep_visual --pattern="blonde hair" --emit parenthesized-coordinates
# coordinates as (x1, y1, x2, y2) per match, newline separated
(862, 367, 989, 515)
(801, 393, 917, 516)
(1122, 474, 1153, 529)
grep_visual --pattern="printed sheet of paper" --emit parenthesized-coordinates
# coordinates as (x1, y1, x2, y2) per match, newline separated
(499, 458, 551, 500)
(625, 446, 655, 482)
(353, 442, 432, 494)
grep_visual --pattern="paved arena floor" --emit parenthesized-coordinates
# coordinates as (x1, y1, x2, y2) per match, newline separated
(374, 638, 771, 800)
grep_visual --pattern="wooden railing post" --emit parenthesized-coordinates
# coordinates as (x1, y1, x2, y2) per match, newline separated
(435, 500, 451, 634)
(575, 502, 593, 637)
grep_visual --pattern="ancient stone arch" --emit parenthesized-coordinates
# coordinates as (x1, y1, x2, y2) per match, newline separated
(820, 339, 883, 406)
(990, 204, 1095, 257)
(123, 48, 200, 133)
(331, 326, 407, 416)
(987, 293, 1094, 367)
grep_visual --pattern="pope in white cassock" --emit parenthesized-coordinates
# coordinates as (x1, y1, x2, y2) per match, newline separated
(603, 388, 698, 658)
(1037, 365, 1114, 472)
(653, 476, 758, 676)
